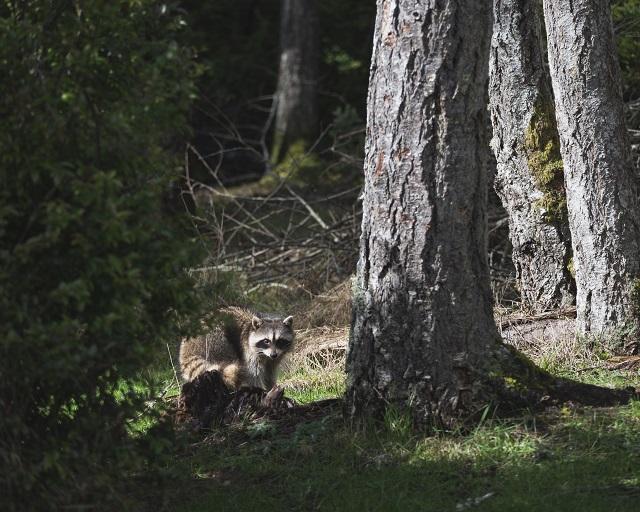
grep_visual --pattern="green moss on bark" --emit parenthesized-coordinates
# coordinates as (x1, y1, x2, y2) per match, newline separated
(268, 139, 322, 185)
(524, 97, 567, 224)
(567, 257, 575, 278)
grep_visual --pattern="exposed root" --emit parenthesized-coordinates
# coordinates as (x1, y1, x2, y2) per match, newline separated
(175, 370, 335, 431)
(498, 306, 576, 330)
(175, 371, 231, 429)
(607, 355, 640, 371)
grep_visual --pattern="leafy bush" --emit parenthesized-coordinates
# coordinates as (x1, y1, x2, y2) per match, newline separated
(0, 2, 203, 509)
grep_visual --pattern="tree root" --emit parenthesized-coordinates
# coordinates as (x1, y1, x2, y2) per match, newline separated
(175, 370, 297, 430)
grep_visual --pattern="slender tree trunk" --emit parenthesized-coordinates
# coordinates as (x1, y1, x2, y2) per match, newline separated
(489, 0, 574, 311)
(543, 0, 640, 334)
(272, 0, 319, 162)
(346, 0, 504, 427)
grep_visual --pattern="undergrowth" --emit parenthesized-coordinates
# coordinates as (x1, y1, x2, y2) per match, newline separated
(128, 307, 640, 512)
(142, 399, 640, 512)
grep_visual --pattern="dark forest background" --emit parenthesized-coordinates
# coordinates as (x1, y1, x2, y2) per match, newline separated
(1, 1, 640, 510)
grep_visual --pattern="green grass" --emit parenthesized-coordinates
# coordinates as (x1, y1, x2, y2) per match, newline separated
(279, 366, 346, 403)
(131, 329, 640, 512)
(156, 400, 640, 512)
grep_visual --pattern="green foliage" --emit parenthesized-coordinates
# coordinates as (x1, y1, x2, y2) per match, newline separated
(0, 2, 203, 509)
(613, 0, 640, 100)
(524, 97, 567, 224)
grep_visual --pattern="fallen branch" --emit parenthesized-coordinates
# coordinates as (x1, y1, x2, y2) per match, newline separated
(499, 307, 577, 330)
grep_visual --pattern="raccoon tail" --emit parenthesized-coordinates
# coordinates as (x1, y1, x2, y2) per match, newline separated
(180, 355, 222, 382)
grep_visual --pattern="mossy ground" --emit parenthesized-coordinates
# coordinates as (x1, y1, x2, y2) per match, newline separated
(265, 138, 362, 191)
(267, 139, 323, 187)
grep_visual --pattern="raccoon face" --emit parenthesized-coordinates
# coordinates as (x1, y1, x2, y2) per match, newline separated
(248, 315, 294, 361)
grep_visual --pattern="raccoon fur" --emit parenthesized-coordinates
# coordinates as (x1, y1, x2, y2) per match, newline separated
(179, 306, 294, 390)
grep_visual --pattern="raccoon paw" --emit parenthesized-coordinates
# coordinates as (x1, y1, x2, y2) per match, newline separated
(261, 385, 295, 409)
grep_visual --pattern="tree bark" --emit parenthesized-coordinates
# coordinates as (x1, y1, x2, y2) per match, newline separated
(489, 0, 574, 311)
(272, 0, 319, 162)
(346, 0, 503, 427)
(543, 0, 640, 334)
(345, 0, 636, 429)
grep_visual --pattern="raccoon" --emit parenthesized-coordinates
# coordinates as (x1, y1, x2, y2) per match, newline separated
(179, 306, 294, 391)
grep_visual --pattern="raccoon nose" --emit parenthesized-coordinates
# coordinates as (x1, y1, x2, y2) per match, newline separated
(269, 352, 278, 359)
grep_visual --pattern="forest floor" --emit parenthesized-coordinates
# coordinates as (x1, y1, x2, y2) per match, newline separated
(131, 180, 640, 511)
(134, 301, 640, 512)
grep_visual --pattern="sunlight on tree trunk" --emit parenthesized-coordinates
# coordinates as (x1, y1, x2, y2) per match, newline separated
(543, 0, 640, 335)
(489, 0, 574, 311)
(346, 0, 501, 427)
(346, 0, 636, 429)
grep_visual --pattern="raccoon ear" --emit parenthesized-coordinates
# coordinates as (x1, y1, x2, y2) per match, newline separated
(282, 315, 293, 327)
(251, 316, 262, 329)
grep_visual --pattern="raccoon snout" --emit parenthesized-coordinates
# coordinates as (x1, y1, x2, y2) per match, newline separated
(268, 352, 279, 359)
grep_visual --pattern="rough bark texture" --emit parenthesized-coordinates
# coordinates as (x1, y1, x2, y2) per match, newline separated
(346, 0, 503, 427)
(543, 0, 640, 334)
(345, 0, 637, 429)
(272, 0, 319, 161)
(489, 0, 574, 311)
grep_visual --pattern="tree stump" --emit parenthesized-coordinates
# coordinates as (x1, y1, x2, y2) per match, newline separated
(175, 370, 296, 430)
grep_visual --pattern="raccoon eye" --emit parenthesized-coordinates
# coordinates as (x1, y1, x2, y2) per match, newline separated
(256, 339, 270, 349)
(276, 338, 291, 348)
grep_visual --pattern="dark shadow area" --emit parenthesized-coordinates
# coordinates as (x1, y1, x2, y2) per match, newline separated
(135, 404, 640, 512)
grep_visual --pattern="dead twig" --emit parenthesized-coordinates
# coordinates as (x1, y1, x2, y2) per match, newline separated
(499, 307, 577, 331)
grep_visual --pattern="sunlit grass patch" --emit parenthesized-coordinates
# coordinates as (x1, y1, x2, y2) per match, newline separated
(280, 366, 346, 403)
(162, 401, 640, 512)
(132, 317, 640, 511)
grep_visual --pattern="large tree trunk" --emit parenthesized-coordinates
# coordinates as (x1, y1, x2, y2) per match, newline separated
(346, 0, 635, 429)
(272, 0, 319, 162)
(346, 0, 503, 427)
(489, 0, 574, 311)
(543, 0, 640, 334)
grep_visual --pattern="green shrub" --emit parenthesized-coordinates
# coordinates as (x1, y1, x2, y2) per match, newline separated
(0, 2, 203, 509)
